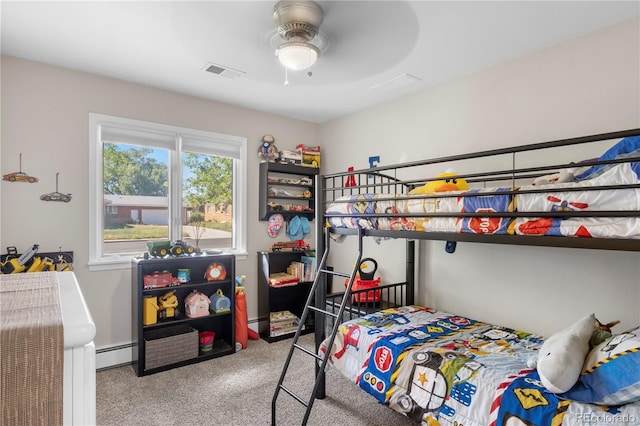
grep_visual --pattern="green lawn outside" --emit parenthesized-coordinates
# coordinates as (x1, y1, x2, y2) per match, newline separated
(104, 222, 231, 240)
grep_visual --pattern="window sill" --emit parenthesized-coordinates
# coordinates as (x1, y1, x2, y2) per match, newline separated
(89, 250, 248, 272)
(88, 258, 132, 272)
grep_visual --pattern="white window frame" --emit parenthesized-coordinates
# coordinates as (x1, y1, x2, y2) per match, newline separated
(89, 113, 247, 271)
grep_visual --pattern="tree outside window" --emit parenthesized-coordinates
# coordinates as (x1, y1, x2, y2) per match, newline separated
(89, 113, 247, 270)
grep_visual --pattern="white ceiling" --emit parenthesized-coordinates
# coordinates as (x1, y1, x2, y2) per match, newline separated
(2, 1, 638, 123)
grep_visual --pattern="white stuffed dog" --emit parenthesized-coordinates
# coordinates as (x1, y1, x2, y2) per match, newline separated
(535, 313, 596, 393)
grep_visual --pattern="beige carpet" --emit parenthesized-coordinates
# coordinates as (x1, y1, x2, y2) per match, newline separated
(97, 333, 415, 425)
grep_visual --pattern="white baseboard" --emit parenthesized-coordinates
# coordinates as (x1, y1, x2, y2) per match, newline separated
(96, 343, 133, 370)
(97, 319, 260, 370)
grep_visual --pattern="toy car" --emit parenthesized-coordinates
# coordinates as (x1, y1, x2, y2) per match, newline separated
(146, 240, 195, 257)
(270, 240, 310, 252)
(40, 192, 72, 202)
(143, 271, 173, 289)
(146, 240, 172, 257)
(279, 149, 302, 165)
(170, 240, 194, 256)
(3, 154, 39, 183)
(3, 171, 38, 183)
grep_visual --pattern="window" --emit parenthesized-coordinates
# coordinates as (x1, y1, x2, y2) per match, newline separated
(89, 113, 247, 270)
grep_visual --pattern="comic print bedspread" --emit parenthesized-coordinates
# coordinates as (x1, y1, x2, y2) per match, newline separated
(319, 306, 640, 425)
(325, 139, 640, 239)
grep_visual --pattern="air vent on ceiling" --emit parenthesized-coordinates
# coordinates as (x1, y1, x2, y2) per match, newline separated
(202, 62, 246, 79)
(369, 73, 421, 92)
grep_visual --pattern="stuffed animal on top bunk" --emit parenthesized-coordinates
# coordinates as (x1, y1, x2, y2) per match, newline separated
(407, 171, 470, 232)
(409, 171, 470, 195)
(531, 313, 640, 408)
(531, 168, 576, 186)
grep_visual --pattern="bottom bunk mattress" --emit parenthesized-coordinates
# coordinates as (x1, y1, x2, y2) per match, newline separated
(319, 305, 640, 425)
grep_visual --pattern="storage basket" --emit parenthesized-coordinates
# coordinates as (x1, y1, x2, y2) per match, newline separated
(144, 324, 198, 370)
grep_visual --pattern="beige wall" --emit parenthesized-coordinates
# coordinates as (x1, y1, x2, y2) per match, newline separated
(1, 17, 639, 359)
(0, 56, 319, 351)
(319, 18, 640, 336)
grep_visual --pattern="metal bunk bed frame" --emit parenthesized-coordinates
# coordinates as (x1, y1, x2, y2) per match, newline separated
(271, 128, 640, 425)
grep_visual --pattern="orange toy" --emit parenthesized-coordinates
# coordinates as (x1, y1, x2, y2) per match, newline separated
(235, 291, 248, 349)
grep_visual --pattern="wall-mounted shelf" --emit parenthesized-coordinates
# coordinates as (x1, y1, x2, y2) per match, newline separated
(259, 162, 318, 221)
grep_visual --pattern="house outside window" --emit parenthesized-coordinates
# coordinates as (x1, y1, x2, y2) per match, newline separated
(89, 113, 247, 270)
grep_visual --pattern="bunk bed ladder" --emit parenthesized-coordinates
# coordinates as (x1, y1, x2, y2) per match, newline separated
(271, 229, 365, 425)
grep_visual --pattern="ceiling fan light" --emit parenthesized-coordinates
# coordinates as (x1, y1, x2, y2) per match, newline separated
(276, 41, 320, 71)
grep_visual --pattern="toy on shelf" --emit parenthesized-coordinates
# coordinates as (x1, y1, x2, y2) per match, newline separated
(143, 270, 180, 289)
(258, 134, 279, 162)
(296, 144, 320, 168)
(143, 296, 159, 326)
(205, 263, 227, 282)
(270, 240, 310, 252)
(177, 268, 191, 284)
(1, 246, 74, 273)
(210, 289, 231, 313)
(279, 149, 302, 165)
(185, 290, 211, 318)
(170, 240, 194, 256)
(158, 291, 179, 320)
(26, 256, 56, 272)
(1, 244, 39, 274)
(146, 240, 194, 258)
(146, 241, 171, 257)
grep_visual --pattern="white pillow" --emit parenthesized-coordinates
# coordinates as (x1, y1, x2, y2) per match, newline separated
(537, 314, 595, 393)
(562, 325, 640, 405)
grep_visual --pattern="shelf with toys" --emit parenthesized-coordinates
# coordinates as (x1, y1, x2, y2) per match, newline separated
(258, 160, 319, 221)
(132, 252, 235, 376)
(257, 250, 320, 343)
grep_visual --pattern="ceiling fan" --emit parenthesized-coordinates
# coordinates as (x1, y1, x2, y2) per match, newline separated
(272, 1, 326, 75)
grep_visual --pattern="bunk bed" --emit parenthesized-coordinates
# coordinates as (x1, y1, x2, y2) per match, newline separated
(311, 129, 640, 425)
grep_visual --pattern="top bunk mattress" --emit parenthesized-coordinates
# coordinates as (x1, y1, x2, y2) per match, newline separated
(325, 135, 640, 240)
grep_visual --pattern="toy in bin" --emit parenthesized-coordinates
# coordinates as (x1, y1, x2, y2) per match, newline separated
(345, 258, 381, 304)
(210, 289, 231, 313)
(199, 331, 215, 352)
(185, 290, 210, 318)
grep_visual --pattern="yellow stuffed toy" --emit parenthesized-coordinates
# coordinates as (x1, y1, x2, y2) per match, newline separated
(408, 172, 469, 231)
(409, 171, 469, 195)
